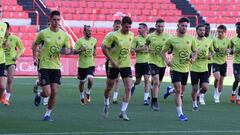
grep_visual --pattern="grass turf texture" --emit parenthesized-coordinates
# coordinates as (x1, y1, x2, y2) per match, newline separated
(0, 77, 239, 135)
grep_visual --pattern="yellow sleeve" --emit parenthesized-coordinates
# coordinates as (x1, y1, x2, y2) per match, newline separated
(74, 39, 82, 50)
(63, 34, 70, 48)
(209, 40, 214, 52)
(35, 31, 43, 45)
(162, 38, 172, 52)
(102, 33, 114, 48)
(191, 38, 197, 52)
(131, 37, 137, 49)
(16, 37, 25, 58)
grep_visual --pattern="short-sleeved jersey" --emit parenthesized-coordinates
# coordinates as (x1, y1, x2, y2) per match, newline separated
(35, 27, 70, 69)
(206, 36, 215, 64)
(162, 34, 196, 73)
(131, 35, 148, 63)
(212, 37, 230, 65)
(191, 37, 214, 72)
(74, 37, 97, 68)
(102, 30, 134, 68)
(231, 36, 240, 64)
(146, 32, 170, 67)
(4, 34, 25, 65)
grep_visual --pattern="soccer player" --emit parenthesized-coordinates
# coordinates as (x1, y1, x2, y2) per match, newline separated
(145, 19, 170, 110)
(190, 24, 214, 109)
(212, 25, 230, 103)
(205, 23, 215, 77)
(230, 22, 240, 104)
(32, 11, 71, 121)
(102, 16, 134, 121)
(197, 23, 215, 104)
(161, 17, 197, 121)
(72, 25, 97, 105)
(0, 22, 8, 105)
(2, 22, 25, 106)
(104, 19, 121, 104)
(130, 23, 150, 105)
(33, 21, 51, 106)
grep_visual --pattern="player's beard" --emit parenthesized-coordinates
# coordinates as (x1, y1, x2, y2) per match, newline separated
(198, 34, 204, 38)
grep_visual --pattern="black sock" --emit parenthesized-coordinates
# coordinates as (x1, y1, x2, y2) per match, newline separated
(232, 81, 239, 93)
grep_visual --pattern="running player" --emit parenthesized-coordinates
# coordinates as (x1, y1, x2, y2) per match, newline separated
(104, 19, 121, 104)
(161, 17, 197, 121)
(230, 22, 240, 104)
(2, 22, 25, 106)
(102, 16, 134, 121)
(212, 25, 230, 103)
(0, 22, 8, 105)
(190, 24, 214, 109)
(32, 11, 71, 121)
(130, 23, 150, 105)
(73, 25, 97, 105)
(197, 23, 215, 104)
(145, 19, 170, 110)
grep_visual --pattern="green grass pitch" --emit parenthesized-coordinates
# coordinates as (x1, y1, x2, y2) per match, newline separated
(0, 77, 239, 135)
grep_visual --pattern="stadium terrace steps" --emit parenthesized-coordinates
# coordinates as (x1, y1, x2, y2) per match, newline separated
(43, 0, 183, 23)
(189, 0, 240, 24)
(170, 0, 205, 27)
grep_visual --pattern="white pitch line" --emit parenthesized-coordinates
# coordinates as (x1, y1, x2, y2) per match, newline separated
(1, 130, 240, 135)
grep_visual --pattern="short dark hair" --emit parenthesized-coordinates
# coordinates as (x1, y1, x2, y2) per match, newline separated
(204, 23, 210, 27)
(217, 24, 227, 31)
(122, 16, 132, 25)
(84, 25, 91, 32)
(196, 24, 205, 30)
(50, 10, 60, 18)
(4, 22, 10, 30)
(113, 19, 121, 25)
(139, 23, 148, 29)
(235, 22, 240, 26)
(178, 17, 190, 24)
(149, 27, 156, 33)
(156, 18, 164, 25)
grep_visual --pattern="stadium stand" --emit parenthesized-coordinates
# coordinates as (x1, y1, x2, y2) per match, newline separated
(189, 0, 240, 24)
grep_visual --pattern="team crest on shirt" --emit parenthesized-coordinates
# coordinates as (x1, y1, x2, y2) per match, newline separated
(46, 36, 51, 42)
(162, 38, 166, 41)
(129, 38, 132, 41)
(186, 41, 190, 44)
(205, 44, 208, 47)
(58, 37, 61, 40)
(223, 42, 225, 45)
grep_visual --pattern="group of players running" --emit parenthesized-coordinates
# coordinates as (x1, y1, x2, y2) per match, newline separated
(1, 10, 240, 122)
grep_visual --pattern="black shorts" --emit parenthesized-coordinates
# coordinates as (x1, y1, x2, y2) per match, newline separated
(233, 64, 240, 76)
(190, 71, 209, 85)
(78, 66, 95, 81)
(39, 69, 61, 86)
(107, 67, 132, 80)
(135, 63, 150, 79)
(0, 63, 7, 77)
(208, 63, 212, 77)
(6, 64, 16, 70)
(171, 70, 189, 85)
(212, 63, 227, 76)
(149, 64, 166, 81)
(105, 59, 109, 75)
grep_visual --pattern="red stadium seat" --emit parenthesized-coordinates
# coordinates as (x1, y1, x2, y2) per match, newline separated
(87, 2, 95, 8)
(145, 3, 152, 9)
(11, 26, 19, 33)
(79, 1, 87, 8)
(96, 2, 103, 8)
(19, 26, 28, 33)
(120, 3, 128, 9)
(73, 14, 81, 20)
